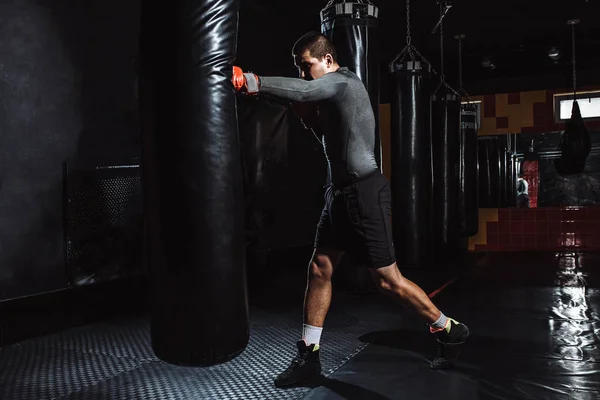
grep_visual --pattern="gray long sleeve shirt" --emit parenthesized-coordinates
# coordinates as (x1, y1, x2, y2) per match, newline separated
(259, 67, 379, 186)
(517, 178, 528, 196)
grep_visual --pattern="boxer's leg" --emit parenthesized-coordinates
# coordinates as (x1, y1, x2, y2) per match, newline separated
(348, 172, 469, 369)
(275, 189, 346, 388)
(370, 262, 444, 322)
(303, 247, 345, 344)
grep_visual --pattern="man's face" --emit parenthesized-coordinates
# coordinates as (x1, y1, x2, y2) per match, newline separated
(294, 50, 332, 81)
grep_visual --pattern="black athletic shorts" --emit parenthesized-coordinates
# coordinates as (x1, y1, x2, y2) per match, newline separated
(516, 193, 530, 208)
(314, 171, 396, 269)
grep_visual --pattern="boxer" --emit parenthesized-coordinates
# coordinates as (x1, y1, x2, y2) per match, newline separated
(232, 31, 469, 387)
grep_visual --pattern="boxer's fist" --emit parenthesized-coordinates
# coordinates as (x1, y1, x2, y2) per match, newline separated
(232, 66, 260, 95)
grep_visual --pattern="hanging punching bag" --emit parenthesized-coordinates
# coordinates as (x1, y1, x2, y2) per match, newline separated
(459, 103, 479, 237)
(432, 88, 461, 258)
(139, 0, 249, 366)
(321, 0, 382, 168)
(389, 60, 433, 266)
(555, 100, 591, 175)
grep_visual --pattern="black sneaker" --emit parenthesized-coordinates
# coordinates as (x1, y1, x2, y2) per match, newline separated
(431, 319, 469, 370)
(274, 340, 322, 388)
(436, 319, 470, 345)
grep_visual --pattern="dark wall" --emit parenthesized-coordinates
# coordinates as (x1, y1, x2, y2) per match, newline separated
(0, 1, 140, 301)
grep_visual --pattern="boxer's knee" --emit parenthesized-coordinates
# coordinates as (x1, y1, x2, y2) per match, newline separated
(308, 248, 343, 283)
(370, 262, 409, 297)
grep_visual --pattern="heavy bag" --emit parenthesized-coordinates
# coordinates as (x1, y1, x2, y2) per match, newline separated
(555, 100, 591, 175)
(432, 89, 461, 257)
(139, 0, 249, 366)
(459, 103, 479, 237)
(498, 138, 508, 207)
(389, 60, 433, 266)
(321, 1, 382, 168)
(238, 97, 288, 232)
(237, 96, 290, 274)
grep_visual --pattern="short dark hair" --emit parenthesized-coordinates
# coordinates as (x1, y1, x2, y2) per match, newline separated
(292, 31, 338, 62)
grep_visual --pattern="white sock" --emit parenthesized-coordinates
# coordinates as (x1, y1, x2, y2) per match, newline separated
(302, 324, 323, 346)
(430, 312, 449, 332)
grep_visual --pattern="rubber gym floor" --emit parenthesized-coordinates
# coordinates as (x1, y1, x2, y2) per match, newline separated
(1, 249, 599, 399)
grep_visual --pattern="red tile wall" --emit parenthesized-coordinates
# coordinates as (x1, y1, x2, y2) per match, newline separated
(484, 94, 496, 118)
(475, 207, 600, 251)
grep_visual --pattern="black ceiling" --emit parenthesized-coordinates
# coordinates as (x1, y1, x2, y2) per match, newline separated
(236, 0, 600, 99)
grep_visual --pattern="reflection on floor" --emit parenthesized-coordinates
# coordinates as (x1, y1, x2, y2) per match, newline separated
(1, 250, 599, 399)
(307, 251, 600, 400)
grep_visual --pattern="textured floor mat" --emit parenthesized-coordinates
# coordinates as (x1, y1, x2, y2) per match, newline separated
(0, 345, 147, 400)
(0, 293, 406, 400)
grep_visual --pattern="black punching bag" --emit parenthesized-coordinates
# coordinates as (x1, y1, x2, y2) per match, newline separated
(139, 0, 249, 365)
(459, 103, 479, 237)
(321, 1, 382, 168)
(432, 89, 461, 258)
(390, 61, 433, 266)
(555, 100, 591, 175)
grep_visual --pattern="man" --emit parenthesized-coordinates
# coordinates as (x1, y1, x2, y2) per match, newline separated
(232, 31, 469, 388)
(516, 172, 530, 208)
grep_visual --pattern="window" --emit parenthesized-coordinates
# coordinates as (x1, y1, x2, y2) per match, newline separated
(554, 91, 600, 122)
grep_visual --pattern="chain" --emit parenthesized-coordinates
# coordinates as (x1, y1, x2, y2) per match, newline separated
(571, 23, 577, 99)
(454, 34, 472, 101)
(390, 0, 439, 68)
(439, 2, 445, 81)
(406, 0, 411, 45)
(458, 36, 463, 92)
(412, 46, 434, 68)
